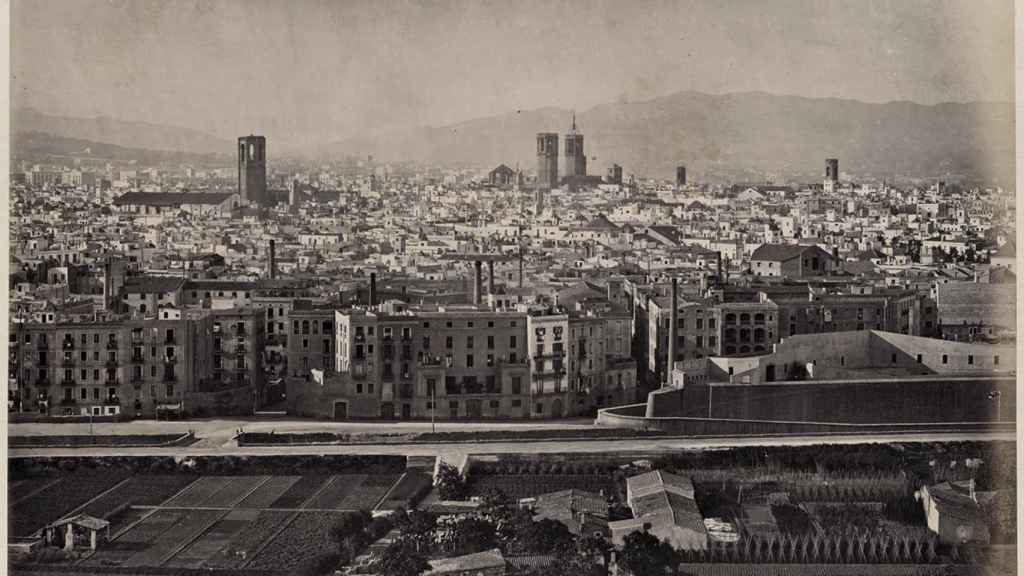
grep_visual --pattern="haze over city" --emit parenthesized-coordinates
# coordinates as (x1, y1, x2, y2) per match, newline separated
(12, 0, 1014, 152)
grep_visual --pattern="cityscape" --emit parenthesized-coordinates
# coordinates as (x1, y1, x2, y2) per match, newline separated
(6, 1, 1018, 576)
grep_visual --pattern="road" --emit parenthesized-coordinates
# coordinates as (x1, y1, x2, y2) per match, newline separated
(8, 431, 1015, 461)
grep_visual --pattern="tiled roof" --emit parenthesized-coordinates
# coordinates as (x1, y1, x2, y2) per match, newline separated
(426, 548, 505, 575)
(113, 192, 235, 207)
(123, 276, 187, 294)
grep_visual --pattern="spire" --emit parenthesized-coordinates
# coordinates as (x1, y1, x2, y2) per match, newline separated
(571, 111, 577, 132)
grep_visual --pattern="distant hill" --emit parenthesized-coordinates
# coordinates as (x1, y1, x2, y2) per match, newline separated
(13, 108, 232, 156)
(13, 131, 230, 166)
(307, 91, 1015, 183)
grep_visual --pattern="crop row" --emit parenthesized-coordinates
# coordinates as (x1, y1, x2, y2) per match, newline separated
(80, 475, 199, 519)
(268, 475, 330, 508)
(204, 510, 293, 569)
(303, 475, 365, 509)
(236, 476, 300, 509)
(162, 477, 236, 508)
(11, 470, 130, 537)
(82, 509, 186, 567)
(246, 511, 350, 570)
(122, 509, 224, 567)
(165, 512, 255, 569)
(202, 476, 269, 507)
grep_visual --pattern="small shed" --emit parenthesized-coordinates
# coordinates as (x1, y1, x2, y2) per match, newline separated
(42, 514, 110, 551)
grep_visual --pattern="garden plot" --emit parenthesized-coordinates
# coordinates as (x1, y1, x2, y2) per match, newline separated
(79, 475, 199, 519)
(10, 471, 130, 537)
(246, 511, 349, 570)
(203, 510, 294, 569)
(235, 476, 300, 509)
(267, 475, 330, 509)
(201, 476, 269, 508)
(122, 509, 224, 567)
(163, 510, 256, 569)
(161, 476, 235, 508)
(376, 471, 433, 511)
(81, 509, 186, 567)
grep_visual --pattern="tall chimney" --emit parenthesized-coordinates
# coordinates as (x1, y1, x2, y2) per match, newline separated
(369, 272, 377, 306)
(519, 249, 524, 288)
(473, 260, 483, 305)
(667, 278, 678, 387)
(488, 260, 495, 295)
(269, 240, 277, 280)
(716, 251, 723, 280)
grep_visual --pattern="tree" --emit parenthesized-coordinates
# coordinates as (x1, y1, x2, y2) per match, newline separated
(435, 461, 468, 500)
(620, 531, 679, 576)
(377, 537, 430, 576)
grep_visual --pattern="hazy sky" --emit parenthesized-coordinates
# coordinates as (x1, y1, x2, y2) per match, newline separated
(12, 0, 1014, 149)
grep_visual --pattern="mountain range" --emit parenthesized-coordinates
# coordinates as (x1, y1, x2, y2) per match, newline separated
(13, 91, 1015, 183)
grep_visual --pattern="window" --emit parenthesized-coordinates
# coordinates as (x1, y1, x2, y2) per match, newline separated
(994, 355, 1000, 366)
(446, 336, 453, 349)
(708, 318, 717, 330)
(467, 336, 474, 349)
(449, 401, 459, 415)
(487, 335, 494, 349)
(535, 403, 543, 414)
(512, 399, 522, 408)
(93, 388, 100, 400)
(511, 376, 522, 394)
(891, 353, 897, 364)
(942, 354, 948, 364)
(510, 335, 517, 348)
(968, 355, 974, 365)
(165, 384, 175, 397)
(466, 355, 474, 368)
(80, 388, 88, 400)
(916, 354, 922, 363)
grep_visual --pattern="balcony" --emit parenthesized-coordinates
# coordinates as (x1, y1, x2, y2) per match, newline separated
(106, 340, 119, 350)
(131, 332, 144, 344)
(105, 376, 119, 386)
(163, 356, 178, 365)
(103, 396, 121, 406)
(418, 355, 445, 367)
(62, 358, 76, 367)
(398, 383, 413, 399)
(61, 340, 74, 350)
(234, 325, 247, 336)
(354, 333, 366, 342)
(36, 340, 49, 350)
(131, 353, 144, 363)
(60, 378, 76, 387)
(234, 344, 246, 354)
(104, 359, 119, 369)
(164, 336, 177, 345)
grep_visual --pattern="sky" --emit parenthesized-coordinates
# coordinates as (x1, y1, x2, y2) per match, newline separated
(11, 0, 1015, 150)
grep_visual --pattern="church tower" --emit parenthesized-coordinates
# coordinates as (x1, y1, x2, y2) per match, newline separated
(238, 135, 267, 206)
(564, 113, 586, 179)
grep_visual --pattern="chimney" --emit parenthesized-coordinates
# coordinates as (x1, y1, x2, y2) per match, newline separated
(666, 278, 678, 387)
(488, 260, 495, 295)
(519, 248, 525, 288)
(473, 260, 483, 305)
(269, 240, 277, 280)
(716, 251, 723, 280)
(700, 272, 708, 293)
(369, 272, 377, 306)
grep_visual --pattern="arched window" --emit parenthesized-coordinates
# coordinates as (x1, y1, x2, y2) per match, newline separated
(725, 313, 737, 325)
(740, 313, 751, 324)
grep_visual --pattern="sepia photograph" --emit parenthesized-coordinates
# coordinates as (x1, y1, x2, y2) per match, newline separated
(4, 0, 1019, 574)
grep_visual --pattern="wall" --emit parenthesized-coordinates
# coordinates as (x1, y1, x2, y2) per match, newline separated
(185, 384, 255, 417)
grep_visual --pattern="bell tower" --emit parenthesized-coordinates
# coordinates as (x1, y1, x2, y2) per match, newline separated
(238, 135, 267, 206)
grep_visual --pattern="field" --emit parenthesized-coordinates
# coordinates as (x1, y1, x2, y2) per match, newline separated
(8, 456, 414, 572)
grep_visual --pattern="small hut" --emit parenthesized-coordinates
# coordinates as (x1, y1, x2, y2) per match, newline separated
(42, 514, 110, 551)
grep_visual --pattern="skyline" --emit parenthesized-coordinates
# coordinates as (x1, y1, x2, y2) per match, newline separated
(12, 0, 1015, 151)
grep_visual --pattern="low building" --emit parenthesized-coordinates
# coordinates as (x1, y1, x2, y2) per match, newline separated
(609, 470, 707, 551)
(936, 282, 1016, 343)
(528, 489, 610, 536)
(750, 244, 837, 278)
(920, 481, 994, 545)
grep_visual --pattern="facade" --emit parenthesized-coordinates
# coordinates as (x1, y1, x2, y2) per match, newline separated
(238, 135, 267, 206)
(9, 308, 266, 418)
(749, 244, 837, 278)
(536, 133, 559, 190)
(563, 116, 586, 179)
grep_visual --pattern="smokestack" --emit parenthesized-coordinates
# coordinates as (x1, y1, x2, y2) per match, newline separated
(369, 272, 377, 306)
(269, 240, 277, 280)
(667, 278, 678, 387)
(488, 260, 495, 295)
(716, 251, 723, 280)
(700, 273, 708, 294)
(473, 260, 483, 305)
(519, 248, 524, 288)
